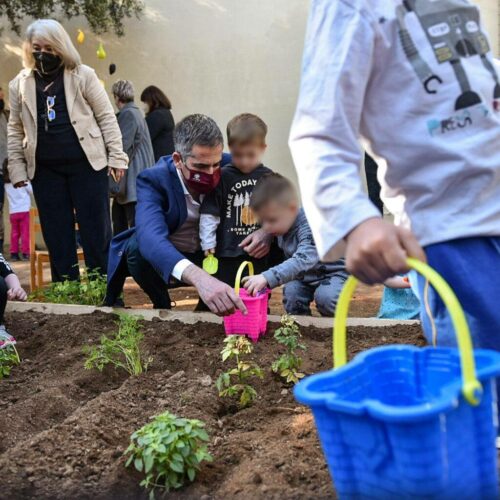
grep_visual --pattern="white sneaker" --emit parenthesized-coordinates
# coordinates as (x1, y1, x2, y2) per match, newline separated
(0, 324, 16, 349)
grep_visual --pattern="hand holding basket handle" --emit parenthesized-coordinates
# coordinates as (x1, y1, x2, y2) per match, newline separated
(334, 257, 482, 406)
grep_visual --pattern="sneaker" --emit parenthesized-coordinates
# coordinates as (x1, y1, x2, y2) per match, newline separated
(0, 325, 16, 349)
(22, 254, 30, 261)
(10, 253, 20, 262)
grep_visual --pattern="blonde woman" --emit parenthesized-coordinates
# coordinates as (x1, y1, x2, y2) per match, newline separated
(8, 19, 127, 282)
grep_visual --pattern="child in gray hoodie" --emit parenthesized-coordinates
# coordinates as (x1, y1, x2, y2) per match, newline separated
(243, 173, 347, 316)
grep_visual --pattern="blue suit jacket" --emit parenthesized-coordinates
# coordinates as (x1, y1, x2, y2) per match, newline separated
(107, 153, 231, 297)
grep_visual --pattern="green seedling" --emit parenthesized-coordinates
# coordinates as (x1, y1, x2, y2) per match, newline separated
(124, 411, 213, 499)
(0, 345, 20, 379)
(83, 314, 151, 376)
(272, 314, 306, 384)
(216, 335, 264, 408)
(30, 269, 107, 306)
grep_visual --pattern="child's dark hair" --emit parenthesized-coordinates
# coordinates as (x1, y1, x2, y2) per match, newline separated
(250, 173, 297, 211)
(227, 113, 267, 147)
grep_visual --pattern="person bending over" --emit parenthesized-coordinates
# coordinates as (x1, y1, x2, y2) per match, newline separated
(243, 173, 348, 316)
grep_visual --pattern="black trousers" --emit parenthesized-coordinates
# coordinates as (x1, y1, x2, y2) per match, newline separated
(119, 235, 204, 309)
(364, 153, 383, 214)
(112, 201, 136, 236)
(0, 277, 7, 324)
(31, 161, 111, 282)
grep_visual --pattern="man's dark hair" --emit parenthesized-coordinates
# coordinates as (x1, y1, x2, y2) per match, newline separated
(174, 114, 224, 159)
(250, 173, 297, 211)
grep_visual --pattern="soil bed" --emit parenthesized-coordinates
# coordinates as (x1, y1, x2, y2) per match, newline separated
(0, 311, 425, 500)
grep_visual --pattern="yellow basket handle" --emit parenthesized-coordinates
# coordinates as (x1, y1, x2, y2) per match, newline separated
(234, 261, 254, 295)
(333, 257, 482, 406)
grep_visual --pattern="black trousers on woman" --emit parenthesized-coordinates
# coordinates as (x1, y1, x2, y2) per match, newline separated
(31, 161, 111, 282)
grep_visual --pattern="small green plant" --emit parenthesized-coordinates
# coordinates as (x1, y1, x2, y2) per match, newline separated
(272, 314, 306, 384)
(30, 269, 107, 306)
(0, 345, 20, 379)
(83, 314, 151, 376)
(216, 335, 264, 408)
(124, 411, 213, 498)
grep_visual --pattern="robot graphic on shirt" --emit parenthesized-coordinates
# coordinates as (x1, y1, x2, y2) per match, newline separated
(397, 0, 500, 110)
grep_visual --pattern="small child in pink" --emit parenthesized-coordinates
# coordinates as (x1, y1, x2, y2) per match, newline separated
(4, 164, 31, 261)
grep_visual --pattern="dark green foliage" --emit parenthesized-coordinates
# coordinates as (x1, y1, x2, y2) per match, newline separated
(125, 411, 213, 498)
(0, 0, 143, 36)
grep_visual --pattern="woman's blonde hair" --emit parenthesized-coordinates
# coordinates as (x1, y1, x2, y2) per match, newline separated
(22, 19, 81, 70)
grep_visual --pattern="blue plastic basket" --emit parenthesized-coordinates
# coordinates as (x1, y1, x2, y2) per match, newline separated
(294, 259, 500, 499)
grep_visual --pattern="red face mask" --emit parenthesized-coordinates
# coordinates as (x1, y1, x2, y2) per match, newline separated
(183, 164, 221, 194)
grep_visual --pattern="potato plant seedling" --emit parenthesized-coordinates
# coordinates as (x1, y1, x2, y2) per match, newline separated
(0, 345, 20, 379)
(216, 335, 264, 408)
(124, 411, 212, 499)
(272, 314, 306, 384)
(83, 314, 152, 376)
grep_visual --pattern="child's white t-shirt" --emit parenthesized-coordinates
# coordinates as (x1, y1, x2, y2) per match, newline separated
(5, 182, 32, 214)
(290, 0, 500, 260)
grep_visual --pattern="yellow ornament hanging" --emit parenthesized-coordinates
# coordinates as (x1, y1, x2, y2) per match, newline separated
(96, 42, 107, 60)
(77, 29, 85, 44)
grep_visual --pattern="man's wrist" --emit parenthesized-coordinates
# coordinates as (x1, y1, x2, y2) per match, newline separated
(172, 259, 194, 281)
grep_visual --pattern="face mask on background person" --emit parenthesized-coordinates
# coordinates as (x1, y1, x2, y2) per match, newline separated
(182, 164, 221, 195)
(32, 51, 62, 75)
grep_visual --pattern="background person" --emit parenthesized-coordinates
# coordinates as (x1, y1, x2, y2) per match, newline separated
(140, 85, 175, 161)
(106, 114, 269, 315)
(7, 19, 128, 282)
(3, 161, 31, 261)
(112, 80, 155, 235)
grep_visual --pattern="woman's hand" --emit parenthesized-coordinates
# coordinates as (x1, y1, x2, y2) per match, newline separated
(14, 181, 28, 188)
(7, 286, 27, 302)
(242, 274, 268, 296)
(109, 167, 126, 182)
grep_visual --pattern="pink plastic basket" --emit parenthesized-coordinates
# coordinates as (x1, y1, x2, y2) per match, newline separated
(223, 261, 270, 342)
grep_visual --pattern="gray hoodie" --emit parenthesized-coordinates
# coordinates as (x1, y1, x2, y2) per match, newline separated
(263, 209, 346, 288)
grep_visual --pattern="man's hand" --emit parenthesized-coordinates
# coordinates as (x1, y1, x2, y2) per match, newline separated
(14, 181, 28, 188)
(7, 286, 27, 302)
(109, 167, 126, 182)
(204, 248, 215, 257)
(242, 274, 268, 296)
(239, 228, 272, 259)
(345, 218, 426, 284)
(182, 264, 247, 316)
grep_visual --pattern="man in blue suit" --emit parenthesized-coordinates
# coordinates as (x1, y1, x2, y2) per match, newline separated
(106, 114, 270, 315)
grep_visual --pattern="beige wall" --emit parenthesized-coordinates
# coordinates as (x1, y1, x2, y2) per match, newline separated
(0, 0, 499, 188)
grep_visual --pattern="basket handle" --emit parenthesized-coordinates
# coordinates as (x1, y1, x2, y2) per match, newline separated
(234, 261, 254, 295)
(333, 257, 482, 406)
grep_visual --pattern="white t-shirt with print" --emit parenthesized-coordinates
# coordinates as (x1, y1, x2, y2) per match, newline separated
(290, 0, 500, 260)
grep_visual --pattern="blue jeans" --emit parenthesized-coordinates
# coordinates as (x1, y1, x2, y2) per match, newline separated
(283, 271, 349, 317)
(414, 237, 500, 351)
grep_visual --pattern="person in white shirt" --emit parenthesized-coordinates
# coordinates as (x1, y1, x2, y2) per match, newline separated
(4, 161, 31, 261)
(290, 0, 500, 350)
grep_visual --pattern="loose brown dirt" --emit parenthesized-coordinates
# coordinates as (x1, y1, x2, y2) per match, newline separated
(0, 311, 425, 500)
